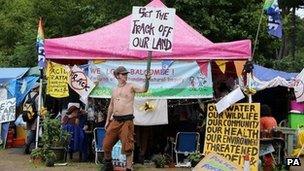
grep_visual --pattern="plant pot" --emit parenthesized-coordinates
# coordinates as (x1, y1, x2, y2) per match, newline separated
(32, 157, 43, 166)
(50, 147, 65, 162)
(168, 162, 175, 168)
(45, 158, 55, 167)
(155, 163, 165, 168)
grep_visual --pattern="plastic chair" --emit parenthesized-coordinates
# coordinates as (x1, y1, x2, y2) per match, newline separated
(93, 127, 106, 164)
(174, 132, 200, 167)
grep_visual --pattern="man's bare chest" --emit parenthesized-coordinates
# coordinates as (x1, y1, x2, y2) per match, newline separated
(113, 86, 134, 101)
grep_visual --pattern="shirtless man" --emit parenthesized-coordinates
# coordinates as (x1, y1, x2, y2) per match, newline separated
(102, 66, 150, 171)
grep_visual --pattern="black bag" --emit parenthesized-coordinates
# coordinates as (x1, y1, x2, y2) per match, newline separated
(22, 93, 38, 123)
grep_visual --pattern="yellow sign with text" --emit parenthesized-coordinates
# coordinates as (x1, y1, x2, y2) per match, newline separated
(203, 103, 260, 171)
(46, 61, 69, 98)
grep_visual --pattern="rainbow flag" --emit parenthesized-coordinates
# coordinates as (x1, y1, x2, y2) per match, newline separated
(263, 0, 274, 10)
(36, 18, 45, 69)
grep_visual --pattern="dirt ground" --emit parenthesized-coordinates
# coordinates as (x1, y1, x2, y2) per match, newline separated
(0, 148, 303, 171)
(0, 148, 190, 171)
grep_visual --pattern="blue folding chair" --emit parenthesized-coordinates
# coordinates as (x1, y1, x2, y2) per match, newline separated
(93, 127, 106, 164)
(174, 132, 200, 167)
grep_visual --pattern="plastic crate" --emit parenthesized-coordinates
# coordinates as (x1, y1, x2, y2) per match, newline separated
(288, 113, 304, 128)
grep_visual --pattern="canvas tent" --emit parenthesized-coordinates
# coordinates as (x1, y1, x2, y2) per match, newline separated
(251, 64, 298, 91)
(0, 67, 39, 148)
(0, 68, 29, 83)
(45, 0, 251, 60)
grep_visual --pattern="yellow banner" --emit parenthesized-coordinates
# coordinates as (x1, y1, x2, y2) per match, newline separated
(203, 103, 260, 171)
(46, 61, 69, 98)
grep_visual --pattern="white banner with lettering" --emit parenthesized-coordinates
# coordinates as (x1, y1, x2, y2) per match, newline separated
(88, 60, 213, 99)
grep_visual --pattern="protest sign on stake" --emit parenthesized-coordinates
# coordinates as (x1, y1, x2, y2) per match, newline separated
(130, 6, 175, 87)
(129, 6, 175, 52)
(204, 103, 260, 171)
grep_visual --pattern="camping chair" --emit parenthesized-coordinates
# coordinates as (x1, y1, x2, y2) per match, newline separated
(93, 127, 106, 164)
(174, 132, 200, 167)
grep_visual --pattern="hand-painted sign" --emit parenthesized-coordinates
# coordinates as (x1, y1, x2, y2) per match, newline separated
(129, 6, 175, 52)
(46, 61, 69, 98)
(0, 98, 16, 123)
(88, 60, 213, 99)
(204, 103, 260, 171)
(67, 65, 95, 103)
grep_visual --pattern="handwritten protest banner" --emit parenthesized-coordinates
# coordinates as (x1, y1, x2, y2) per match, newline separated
(0, 98, 16, 123)
(130, 6, 175, 52)
(89, 60, 213, 99)
(46, 61, 69, 98)
(194, 152, 242, 171)
(203, 103, 260, 171)
(66, 65, 95, 103)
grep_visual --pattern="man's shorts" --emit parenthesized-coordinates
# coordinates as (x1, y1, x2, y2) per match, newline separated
(103, 115, 134, 155)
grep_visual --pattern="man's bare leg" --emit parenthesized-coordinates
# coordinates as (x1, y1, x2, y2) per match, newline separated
(126, 152, 133, 170)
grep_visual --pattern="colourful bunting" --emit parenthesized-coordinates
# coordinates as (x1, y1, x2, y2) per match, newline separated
(233, 61, 246, 77)
(215, 60, 228, 74)
(196, 60, 209, 76)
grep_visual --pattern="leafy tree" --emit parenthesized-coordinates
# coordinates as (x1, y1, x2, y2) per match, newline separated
(0, 0, 303, 72)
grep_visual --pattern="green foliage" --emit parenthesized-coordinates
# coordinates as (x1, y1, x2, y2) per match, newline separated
(30, 148, 44, 159)
(0, 0, 303, 72)
(152, 154, 167, 168)
(30, 113, 69, 165)
(30, 147, 56, 161)
(272, 47, 304, 72)
(187, 152, 203, 167)
(42, 113, 69, 148)
(164, 153, 174, 165)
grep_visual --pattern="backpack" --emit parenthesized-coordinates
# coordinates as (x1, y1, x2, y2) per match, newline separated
(21, 93, 38, 124)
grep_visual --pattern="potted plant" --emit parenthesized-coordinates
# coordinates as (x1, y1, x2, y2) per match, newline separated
(42, 113, 69, 162)
(30, 147, 56, 167)
(30, 148, 44, 166)
(44, 150, 56, 167)
(30, 112, 69, 166)
(187, 152, 203, 167)
(152, 154, 166, 168)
